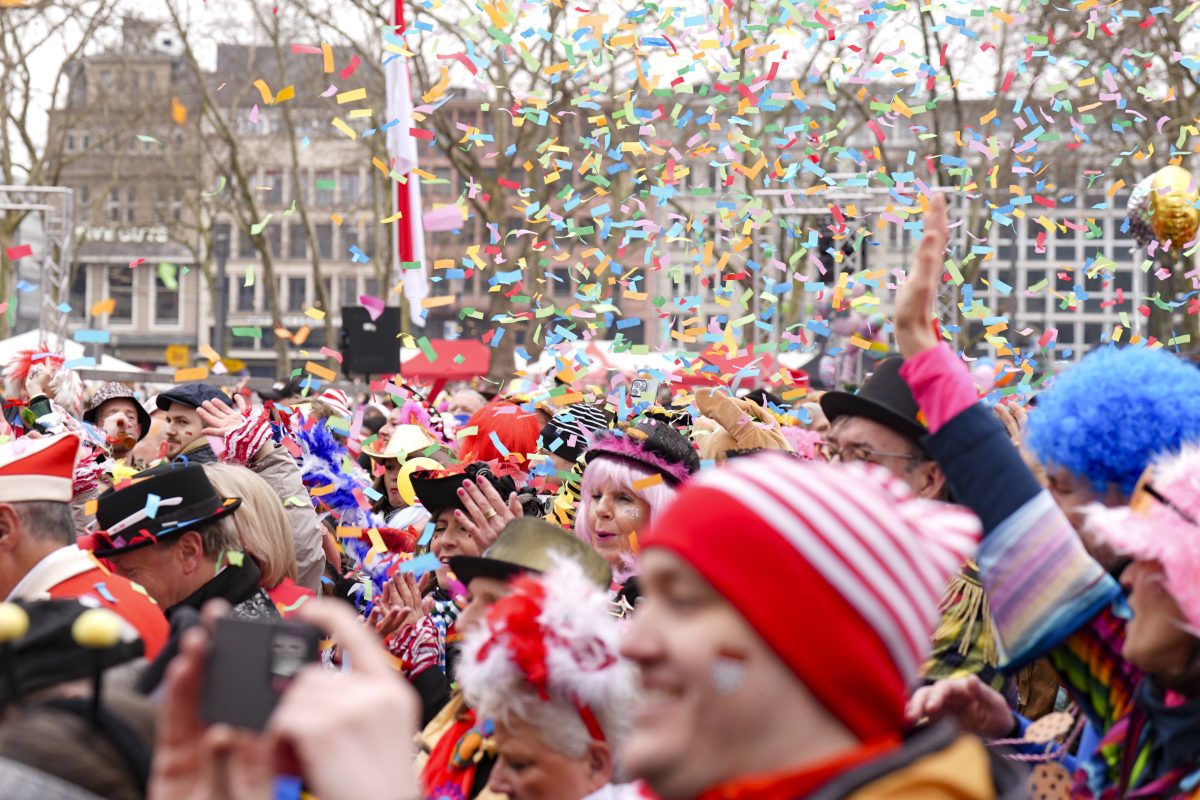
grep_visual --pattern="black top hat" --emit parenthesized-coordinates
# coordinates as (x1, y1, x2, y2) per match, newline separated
(410, 462, 517, 518)
(156, 383, 232, 412)
(449, 517, 611, 589)
(0, 600, 144, 708)
(82, 383, 151, 443)
(819, 358, 928, 446)
(91, 464, 241, 557)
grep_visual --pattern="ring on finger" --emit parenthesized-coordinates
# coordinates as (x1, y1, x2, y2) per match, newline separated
(483, 508, 498, 520)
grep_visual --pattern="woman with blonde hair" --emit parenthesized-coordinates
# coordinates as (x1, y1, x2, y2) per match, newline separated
(203, 463, 314, 615)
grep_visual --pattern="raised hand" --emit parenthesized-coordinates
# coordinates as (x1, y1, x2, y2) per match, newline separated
(453, 475, 523, 552)
(894, 191, 949, 358)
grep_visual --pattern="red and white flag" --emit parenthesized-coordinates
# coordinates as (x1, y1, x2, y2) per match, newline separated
(385, 0, 429, 326)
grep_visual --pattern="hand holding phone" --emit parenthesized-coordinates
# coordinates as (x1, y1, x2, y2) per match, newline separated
(200, 617, 321, 731)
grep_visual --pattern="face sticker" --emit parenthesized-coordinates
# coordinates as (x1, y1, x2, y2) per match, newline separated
(711, 647, 749, 695)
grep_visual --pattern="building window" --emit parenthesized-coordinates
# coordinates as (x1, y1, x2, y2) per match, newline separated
(316, 223, 333, 259)
(155, 188, 168, 221)
(65, 133, 76, 152)
(171, 189, 182, 222)
(69, 266, 87, 321)
(287, 276, 306, 312)
(237, 273, 256, 311)
(155, 271, 180, 324)
(238, 227, 257, 259)
(340, 170, 360, 204)
(265, 225, 282, 259)
(107, 189, 120, 222)
(339, 276, 357, 307)
(108, 266, 134, 323)
(264, 170, 283, 205)
(288, 224, 307, 260)
(124, 188, 136, 223)
(342, 227, 360, 260)
(315, 170, 335, 206)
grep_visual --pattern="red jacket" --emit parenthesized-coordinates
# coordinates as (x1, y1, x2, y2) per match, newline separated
(15, 546, 169, 660)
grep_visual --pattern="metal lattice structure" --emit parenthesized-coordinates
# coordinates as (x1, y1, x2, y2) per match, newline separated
(0, 185, 75, 349)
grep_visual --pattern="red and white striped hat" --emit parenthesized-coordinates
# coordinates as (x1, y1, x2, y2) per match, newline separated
(316, 388, 351, 419)
(641, 452, 980, 739)
(0, 433, 80, 504)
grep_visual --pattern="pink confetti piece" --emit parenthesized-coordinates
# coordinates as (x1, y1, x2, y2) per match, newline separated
(359, 294, 385, 321)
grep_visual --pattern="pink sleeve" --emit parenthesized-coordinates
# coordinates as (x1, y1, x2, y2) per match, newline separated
(898, 344, 977, 434)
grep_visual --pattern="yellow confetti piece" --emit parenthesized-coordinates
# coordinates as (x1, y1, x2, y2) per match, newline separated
(173, 366, 209, 381)
(84, 499, 98, 516)
(421, 295, 455, 308)
(199, 344, 221, 363)
(321, 43, 334, 73)
(305, 307, 326, 320)
(305, 361, 336, 381)
(91, 298, 116, 316)
(335, 526, 363, 539)
(422, 67, 452, 104)
(274, 85, 295, 104)
(632, 474, 663, 490)
(331, 117, 356, 139)
(252, 79, 274, 105)
(171, 96, 188, 126)
(367, 527, 386, 554)
(336, 87, 367, 104)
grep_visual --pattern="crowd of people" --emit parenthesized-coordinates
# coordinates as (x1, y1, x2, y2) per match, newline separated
(0, 193, 1196, 798)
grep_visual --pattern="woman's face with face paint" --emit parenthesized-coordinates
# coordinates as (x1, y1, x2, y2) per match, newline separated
(619, 549, 808, 800)
(585, 480, 649, 570)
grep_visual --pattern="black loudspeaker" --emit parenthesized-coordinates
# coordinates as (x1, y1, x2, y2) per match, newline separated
(340, 306, 402, 376)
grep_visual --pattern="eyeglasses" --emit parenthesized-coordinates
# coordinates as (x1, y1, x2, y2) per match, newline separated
(1130, 467, 1198, 526)
(819, 441, 926, 466)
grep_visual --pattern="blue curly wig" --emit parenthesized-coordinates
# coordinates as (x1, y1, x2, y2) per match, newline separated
(1027, 346, 1200, 496)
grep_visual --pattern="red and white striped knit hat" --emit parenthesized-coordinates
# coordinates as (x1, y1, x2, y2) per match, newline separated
(641, 452, 981, 740)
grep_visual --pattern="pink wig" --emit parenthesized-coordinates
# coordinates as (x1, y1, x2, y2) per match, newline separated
(575, 455, 677, 581)
(458, 401, 541, 465)
(781, 426, 823, 462)
(1086, 444, 1200, 635)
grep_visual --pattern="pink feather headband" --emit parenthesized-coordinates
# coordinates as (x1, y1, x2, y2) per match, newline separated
(586, 431, 692, 485)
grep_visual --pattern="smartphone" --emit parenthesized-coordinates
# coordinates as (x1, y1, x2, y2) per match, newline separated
(200, 616, 321, 731)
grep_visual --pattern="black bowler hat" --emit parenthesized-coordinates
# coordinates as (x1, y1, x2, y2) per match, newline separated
(90, 464, 241, 557)
(819, 358, 927, 446)
(156, 383, 232, 412)
(410, 462, 517, 517)
(449, 517, 611, 589)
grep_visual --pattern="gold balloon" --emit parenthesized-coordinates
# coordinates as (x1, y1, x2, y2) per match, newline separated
(1150, 165, 1200, 248)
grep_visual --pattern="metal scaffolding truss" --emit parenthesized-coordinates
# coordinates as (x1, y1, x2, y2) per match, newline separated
(0, 185, 75, 349)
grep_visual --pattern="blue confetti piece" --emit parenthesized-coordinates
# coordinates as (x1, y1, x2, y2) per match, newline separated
(399, 552, 441, 578)
(93, 582, 116, 603)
